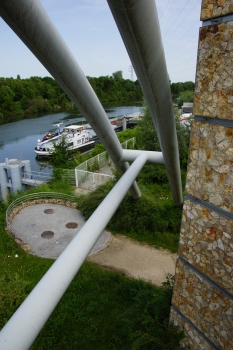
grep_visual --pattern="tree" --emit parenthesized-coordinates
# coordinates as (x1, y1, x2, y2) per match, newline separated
(112, 70, 123, 81)
(137, 100, 160, 151)
(137, 100, 190, 170)
(177, 90, 194, 108)
(50, 136, 70, 168)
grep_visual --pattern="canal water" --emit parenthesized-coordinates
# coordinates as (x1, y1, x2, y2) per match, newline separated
(0, 104, 141, 173)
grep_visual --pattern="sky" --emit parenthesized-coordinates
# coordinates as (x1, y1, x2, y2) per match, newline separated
(0, 0, 202, 83)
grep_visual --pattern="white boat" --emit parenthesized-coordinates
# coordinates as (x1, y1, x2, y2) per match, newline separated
(35, 124, 95, 157)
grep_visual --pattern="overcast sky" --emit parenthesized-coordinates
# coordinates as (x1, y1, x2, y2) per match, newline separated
(0, 0, 202, 83)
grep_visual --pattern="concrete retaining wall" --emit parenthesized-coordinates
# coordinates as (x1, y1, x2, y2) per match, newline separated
(7, 198, 77, 225)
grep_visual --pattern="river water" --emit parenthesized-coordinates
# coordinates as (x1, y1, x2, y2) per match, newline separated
(0, 104, 141, 173)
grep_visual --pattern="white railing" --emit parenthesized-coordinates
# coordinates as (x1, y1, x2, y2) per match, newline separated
(21, 171, 52, 185)
(75, 170, 115, 190)
(75, 137, 136, 173)
(0, 154, 148, 350)
(74, 137, 136, 188)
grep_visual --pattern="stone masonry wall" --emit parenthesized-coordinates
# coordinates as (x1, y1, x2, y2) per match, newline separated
(201, 0, 233, 20)
(171, 1, 233, 348)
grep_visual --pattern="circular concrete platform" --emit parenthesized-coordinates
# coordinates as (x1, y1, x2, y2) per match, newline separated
(11, 203, 111, 259)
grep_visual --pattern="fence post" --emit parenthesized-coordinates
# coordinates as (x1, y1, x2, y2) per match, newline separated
(75, 169, 78, 187)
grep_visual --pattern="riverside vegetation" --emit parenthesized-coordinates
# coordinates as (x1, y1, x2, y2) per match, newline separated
(0, 101, 190, 348)
(0, 72, 194, 124)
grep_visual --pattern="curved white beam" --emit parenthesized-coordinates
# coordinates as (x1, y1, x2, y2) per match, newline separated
(0, 0, 140, 199)
(0, 153, 147, 350)
(107, 0, 183, 206)
(121, 150, 164, 164)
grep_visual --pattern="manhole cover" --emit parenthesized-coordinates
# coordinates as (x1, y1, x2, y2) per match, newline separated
(66, 222, 78, 229)
(44, 209, 55, 214)
(41, 231, 54, 239)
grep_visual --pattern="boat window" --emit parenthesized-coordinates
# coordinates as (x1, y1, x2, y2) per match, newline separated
(77, 140, 81, 144)
(68, 142, 73, 147)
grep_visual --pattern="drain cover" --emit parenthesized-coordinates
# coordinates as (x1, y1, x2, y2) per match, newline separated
(66, 222, 78, 229)
(41, 231, 54, 239)
(44, 209, 55, 214)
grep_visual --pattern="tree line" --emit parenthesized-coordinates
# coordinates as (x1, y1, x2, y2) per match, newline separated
(170, 80, 195, 108)
(0, 72, 142, 123)
(0, 71, 195, 124)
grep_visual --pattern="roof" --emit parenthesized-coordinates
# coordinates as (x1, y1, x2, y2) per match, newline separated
(64, 125, 83, 130)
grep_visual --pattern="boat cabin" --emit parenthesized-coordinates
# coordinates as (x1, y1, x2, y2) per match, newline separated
(63, 125, 83, 135)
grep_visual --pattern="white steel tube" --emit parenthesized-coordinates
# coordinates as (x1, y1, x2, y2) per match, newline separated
(0, 0, 140, 199)
(107, 0, 183, 206)
(121, 150, 164, 164)
(0, 153, 147, 350)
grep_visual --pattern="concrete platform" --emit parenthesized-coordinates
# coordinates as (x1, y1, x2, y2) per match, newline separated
(11, 203, 111, 259)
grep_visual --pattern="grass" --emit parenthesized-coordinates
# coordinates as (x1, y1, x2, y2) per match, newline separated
(0, 178, 185, 349)
(78, 174, 183, 253)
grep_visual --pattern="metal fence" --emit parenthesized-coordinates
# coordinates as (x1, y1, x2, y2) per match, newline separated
(75, 137, 136, 173)
(75, 170, 115, 190)
(74, 137, 136, 189)
(21, 171, 52, 185)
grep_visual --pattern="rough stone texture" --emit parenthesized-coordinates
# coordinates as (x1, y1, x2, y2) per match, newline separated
(193, 21, 233, 119)
(172, 259, 233, 349)
(170, 308, 214, 350)
(179, 198, 233, 294)
(201, 0, 233, 20)
(186, 121, 233, 212)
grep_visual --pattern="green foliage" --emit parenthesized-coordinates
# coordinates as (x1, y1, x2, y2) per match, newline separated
(0, 269, 32, 329)
(30, 263, 184, 350)
(177, 90, 194, 108)
(50, 136, 71, 168)
(117, 274, 185, 349)
(0, 74, 143, 123)
(170, 81, 194, 98)
(78, 181, 182, 252)
(87, 75, 143, 103)
(137, 101, 190, 170)
(0, 76, 75, 123)
(112, 70, 123, 81)
(137, 102, 161, 151)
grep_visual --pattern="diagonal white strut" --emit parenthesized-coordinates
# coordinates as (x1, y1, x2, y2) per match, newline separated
(0, 153, 148, 350)
(0, 0, 140, 199)
(107, 0, 183, 206)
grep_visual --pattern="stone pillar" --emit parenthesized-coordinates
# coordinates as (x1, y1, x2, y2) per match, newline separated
(170, 1, 233, 349)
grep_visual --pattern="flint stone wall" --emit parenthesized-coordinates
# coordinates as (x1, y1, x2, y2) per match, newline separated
(171, 259, 233, 349)
(171, 1, 233, 348)
(194, 21, 233, 119)
(201, 0, 233, 20)
(186, 122, 233, 211)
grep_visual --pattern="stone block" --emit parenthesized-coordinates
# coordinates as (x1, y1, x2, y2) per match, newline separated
(172, 259, 233, 349)
(201, 0, 233, 21)
(186, 122, 233, 212)
(179, 198, 233, 294)
(170, 307, 213, 350)
(193, 21, 233, 119)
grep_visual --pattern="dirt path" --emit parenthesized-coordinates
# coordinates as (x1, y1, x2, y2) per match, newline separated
(11, 202, 177, 286)
(88, 234, 177, 286)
